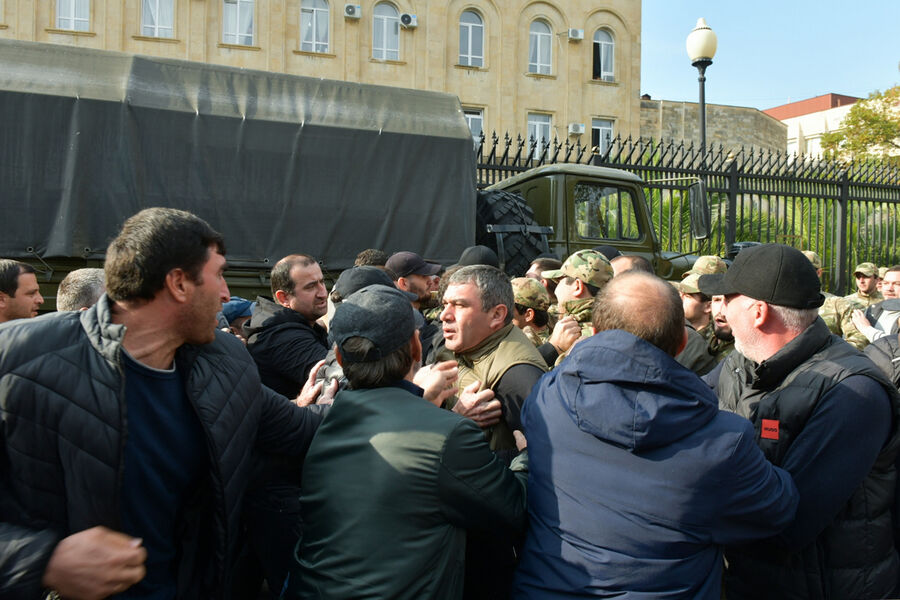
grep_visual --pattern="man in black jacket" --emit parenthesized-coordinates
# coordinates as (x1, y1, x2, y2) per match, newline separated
(244, 254, 330, 397)
(0, 208, 324, 599)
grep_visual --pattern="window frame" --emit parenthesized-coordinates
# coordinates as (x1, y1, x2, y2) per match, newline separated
(222, 0, 254, 46)
(592, 29, 614, 82)
(464, 108, 484, 144)
(57, 0, 90, 31)
(528, 19, 552, 75)
(458, 10, 484, 67)
(591, 118, 614, 156)
(300, 0, 329, 53)
(527, 112, 552, 159)
(142, 0, 175, 38)
(372, 2, 400, 61)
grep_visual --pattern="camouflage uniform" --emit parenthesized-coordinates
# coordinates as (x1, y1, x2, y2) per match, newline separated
(844, 262, 884, 308)
(819, 295, 868, 350)
(511, 277, 552, 348)
(685, 255, 727, 277)
(541, 249, 613, 365)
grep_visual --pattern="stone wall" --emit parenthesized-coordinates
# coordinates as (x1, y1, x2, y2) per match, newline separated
(639, 98, 786, 153)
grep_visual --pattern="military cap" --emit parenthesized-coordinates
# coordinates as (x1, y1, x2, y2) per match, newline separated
(541, 249, 613, 289)
(879, 266, 889, 279)
(802, 251, 822, 270)
(511, 277, 550, 311)
(853, 262, 878, 277)
(676, 273, 703, 295)
(685, 255, 727, 277)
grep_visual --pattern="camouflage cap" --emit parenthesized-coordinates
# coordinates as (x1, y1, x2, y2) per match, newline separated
(676, 273, 703, 294)
(511, 277, 550, 311)
(802, 251, 822, 270)
(879, 266, 889, 279)
(541, 249, 613, 289)
(854, 262, 878, 277)
(685, 255, 727, 277)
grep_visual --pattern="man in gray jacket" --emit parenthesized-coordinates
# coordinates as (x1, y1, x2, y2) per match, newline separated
(0, 208, 324, 599)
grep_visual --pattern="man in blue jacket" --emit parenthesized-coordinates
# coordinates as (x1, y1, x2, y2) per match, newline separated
(513, 271, 799, 599)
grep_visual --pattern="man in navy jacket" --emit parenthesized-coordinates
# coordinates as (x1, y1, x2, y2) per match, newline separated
(513, 271, 799, 599)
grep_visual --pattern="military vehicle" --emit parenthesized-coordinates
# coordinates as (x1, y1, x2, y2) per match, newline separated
(0, 39, 706, 309)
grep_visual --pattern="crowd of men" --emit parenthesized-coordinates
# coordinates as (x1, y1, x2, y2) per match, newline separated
(2, 209, 900, 599)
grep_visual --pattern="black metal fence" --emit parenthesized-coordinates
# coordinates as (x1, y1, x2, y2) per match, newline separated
(476, 132, 900, 295)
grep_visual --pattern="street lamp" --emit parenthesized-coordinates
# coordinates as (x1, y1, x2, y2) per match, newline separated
(686, 18, 717, 165)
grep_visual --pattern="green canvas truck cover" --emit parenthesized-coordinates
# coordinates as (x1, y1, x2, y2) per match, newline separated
(0, 39, 476, 270)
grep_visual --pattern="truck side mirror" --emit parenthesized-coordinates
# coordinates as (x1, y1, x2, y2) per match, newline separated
(688, 180, 711, 240)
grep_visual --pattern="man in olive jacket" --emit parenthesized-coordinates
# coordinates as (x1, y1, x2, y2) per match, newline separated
(291, 285, 528, 599)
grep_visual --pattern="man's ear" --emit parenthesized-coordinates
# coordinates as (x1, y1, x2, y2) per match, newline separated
(489, 304, 508, 329)
(334, 343, 344, 367)
(164, 269, 191, 303)
(524, 307, 536, 324)
(574, 279, 587, 298)
(675, 326, 688, 356)
(752, 300, 768, 329)
(395, 277, 410, 292)
(274, 289, 291, 307)
(410, 329, 422, 364)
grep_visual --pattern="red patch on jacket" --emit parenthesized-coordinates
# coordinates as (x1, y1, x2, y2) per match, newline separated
(761, 419, 780, 440)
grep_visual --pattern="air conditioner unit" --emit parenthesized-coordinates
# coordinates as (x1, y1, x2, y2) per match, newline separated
(568, 28, 584, 41)
(568, 123, 585, 135)
(344, 4, 361, 19)
(400, 13, 417, 28)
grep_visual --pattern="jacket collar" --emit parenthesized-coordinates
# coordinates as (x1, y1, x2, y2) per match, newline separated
(455, 323, 515, 368)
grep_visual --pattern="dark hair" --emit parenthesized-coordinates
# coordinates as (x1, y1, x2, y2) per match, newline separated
(887, 265, 900, 275)
(447, 265, 513, 326)
(0, 260, 34, 297)
(105, 208, 225, 302)
(57, 268, 106, 311)
(592, 271, 685, 356)
(270, 254, 317, 296)
(563, 276, 600, 297)
(530, 257, 562, 273)
(355, 249, 389, 267)
(687, 291, 712, 303)
(515, 303, 549, 327)
(341, 337, 415, 389)
(613, 255, 654, 274)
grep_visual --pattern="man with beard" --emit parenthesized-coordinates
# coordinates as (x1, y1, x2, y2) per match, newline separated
(700, 243, 900, 599)
(387, 251, 442, 359)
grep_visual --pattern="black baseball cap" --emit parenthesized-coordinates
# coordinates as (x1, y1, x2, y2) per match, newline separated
(698, 243, 824, 309)
(385, 251, 442, 278)
(456, 245, 500, 268)
(329, 285, 417, 364)
(333, 266, 417, 301)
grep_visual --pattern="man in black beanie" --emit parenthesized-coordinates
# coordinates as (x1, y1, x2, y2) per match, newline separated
(700, 243, 900, 599)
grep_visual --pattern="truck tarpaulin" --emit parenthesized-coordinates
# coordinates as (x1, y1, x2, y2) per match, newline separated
(0, 39, 476, 270)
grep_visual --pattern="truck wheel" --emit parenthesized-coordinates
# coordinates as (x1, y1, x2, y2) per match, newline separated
(475, 190, 548, 277)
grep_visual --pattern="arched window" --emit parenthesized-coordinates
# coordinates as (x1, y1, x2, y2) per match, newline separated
(300, 0, 329, 53)
(373, 2, 399, 60)
(528, 20, 551, 74)
(459, 10, 483, 67)
(223, 0, 254, 45)
(593, 29, 614, 81)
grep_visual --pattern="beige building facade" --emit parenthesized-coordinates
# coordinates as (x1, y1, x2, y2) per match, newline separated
(0, 0, 642, 149)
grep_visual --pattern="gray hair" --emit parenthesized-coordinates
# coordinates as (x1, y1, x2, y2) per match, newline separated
(447, 265, 513, 325)
(57, 268, 106, 311)
(769, 305, 819, 333)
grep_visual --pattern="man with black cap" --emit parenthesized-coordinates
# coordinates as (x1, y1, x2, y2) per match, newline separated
(290, 285, 527, 599)
(386, 250, 442, 312)
(699, 243, 900, 600)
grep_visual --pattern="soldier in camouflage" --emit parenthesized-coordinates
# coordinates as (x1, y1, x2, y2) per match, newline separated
(845, 262, 883, 308)
(541, 249, 613, 363)
(510, 277, 552, 347)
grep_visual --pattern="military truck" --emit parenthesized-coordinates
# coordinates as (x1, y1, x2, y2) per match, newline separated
(0, 39, 705, 308)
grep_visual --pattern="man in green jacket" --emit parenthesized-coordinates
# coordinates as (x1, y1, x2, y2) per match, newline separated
(290, 285, 528, 599)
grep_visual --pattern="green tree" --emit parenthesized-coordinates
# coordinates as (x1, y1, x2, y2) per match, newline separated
(822, 85, 900, 160)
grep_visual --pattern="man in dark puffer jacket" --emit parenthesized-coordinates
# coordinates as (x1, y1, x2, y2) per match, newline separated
(0, 208, 324, 599)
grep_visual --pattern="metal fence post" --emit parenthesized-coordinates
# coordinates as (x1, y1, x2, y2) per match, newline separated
(726, 159, 738, 253)
(835, 171, 849, 295)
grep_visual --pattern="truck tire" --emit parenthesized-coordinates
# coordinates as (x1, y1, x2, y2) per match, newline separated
(475, 190, 548, 277)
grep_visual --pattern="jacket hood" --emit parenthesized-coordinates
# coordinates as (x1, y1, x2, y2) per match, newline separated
(243, 296, 312, 337)
(553, 330, 719, 451)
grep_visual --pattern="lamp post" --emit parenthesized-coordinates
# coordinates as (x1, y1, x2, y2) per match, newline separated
(686, 18, 717, 166)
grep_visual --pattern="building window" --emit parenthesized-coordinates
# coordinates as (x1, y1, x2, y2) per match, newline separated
(592, 119, 613, 156)
(223, 0, 253, 45)
(528, 20, 551, 74)
(373, 2, 399, 60)
(592, 29, 614, 81)
(459, 10, 483, 67)
(527, 113, 551, 158)
(142, 0, 174, 38)
(300, 0, 329, 53)
(57, 0, 90, 31)
(464, 109, 483, 144)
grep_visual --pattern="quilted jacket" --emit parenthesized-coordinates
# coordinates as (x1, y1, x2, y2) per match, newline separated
(0, 295, 323, 599)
